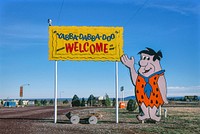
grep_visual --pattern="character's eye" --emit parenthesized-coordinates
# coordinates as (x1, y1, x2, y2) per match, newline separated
(142, 56, 146, 60)
(146, 57, 150, 60)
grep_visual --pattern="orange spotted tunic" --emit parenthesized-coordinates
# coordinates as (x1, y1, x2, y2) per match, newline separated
(135, 70, 165, 108)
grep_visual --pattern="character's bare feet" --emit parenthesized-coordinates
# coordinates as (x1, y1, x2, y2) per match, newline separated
(150, 115, 161, 122)
(149, 106, 161, 122)
(137, 115, 150, 121)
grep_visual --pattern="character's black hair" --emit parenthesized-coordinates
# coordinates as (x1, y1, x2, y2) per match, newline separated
(138, 47, 163, 61)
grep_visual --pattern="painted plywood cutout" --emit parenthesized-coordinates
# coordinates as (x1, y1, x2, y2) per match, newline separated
(49, 26, 123, 61)
(121, 48, 168, 122)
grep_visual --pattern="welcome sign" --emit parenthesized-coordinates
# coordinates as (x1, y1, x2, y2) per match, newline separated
(48, 26, 123, 61)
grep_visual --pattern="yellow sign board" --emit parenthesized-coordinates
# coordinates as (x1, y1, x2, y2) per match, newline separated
(48, 26, 123, 61)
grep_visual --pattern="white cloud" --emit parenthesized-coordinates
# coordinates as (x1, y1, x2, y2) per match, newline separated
(146, 1, 200, 16)
(167, 86, 200, 97)
(168, 86, 200, 90)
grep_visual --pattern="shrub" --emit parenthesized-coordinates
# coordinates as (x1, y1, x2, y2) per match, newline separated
(49, 99, 54, 105)
(104, 94, 111, 107)
(81, 98, 86, 107)
(126, 99, 137, 111)
(112, 98, 116, 107)
(40, 99, 47, 106)
(18, 99, 23, 105)
(63, 99, 69, 104)
(87, 94, 95, 106)
(72, 95, 80, 107)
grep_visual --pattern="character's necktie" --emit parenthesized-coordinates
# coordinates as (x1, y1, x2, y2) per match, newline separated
(143, 77, 152, 99)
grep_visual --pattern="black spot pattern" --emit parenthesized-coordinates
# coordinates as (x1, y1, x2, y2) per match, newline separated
(156, 94, 158, 98)
(141, 95, 144, 99)
(156, 100, 158, 104)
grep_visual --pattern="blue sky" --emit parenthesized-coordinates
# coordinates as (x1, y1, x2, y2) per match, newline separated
(0, 0, 199, 99)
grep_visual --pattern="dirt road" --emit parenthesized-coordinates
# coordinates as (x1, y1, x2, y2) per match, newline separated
(0, 106, 146, 134)
(0, 106, 96, 134)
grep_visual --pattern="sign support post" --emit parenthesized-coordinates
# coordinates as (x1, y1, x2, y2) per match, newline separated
(115, 62, 119, 123)
(48, 19, 58, 124)
(54, 60, 58, 123)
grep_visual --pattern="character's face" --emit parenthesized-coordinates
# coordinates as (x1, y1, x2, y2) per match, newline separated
(139, 53, 162, 77)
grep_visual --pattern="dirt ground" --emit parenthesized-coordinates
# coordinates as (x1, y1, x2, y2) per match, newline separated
(0, 103, 200, 134)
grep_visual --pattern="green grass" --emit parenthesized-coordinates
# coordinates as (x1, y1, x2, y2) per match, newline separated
(98, 106, 200, 134)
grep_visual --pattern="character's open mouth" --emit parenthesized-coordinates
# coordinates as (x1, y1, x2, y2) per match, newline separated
(143, 68, 151, 74)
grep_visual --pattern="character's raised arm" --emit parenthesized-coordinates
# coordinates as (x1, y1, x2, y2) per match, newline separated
(121, 54, 138, 85)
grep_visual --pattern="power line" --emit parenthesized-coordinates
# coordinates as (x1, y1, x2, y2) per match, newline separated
(58, 0, 65, 25)
(124, 0, 150, 27)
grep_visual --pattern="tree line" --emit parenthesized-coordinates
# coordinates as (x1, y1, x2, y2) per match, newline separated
(18, 94, 138, 112)
(29, 93, 113, 107)
(72, 94, 138, 112)
(71, 94, 114, 107)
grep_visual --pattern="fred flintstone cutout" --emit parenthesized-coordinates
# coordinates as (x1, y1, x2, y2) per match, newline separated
(121, 48, 168, 122)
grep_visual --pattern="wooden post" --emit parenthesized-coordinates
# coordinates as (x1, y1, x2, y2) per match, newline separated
(115, 62, 119, 123)
(159, 105, 162, 116)
(164, 108, 167, 118)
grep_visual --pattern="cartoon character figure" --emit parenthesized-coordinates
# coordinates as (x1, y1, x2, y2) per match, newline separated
(121, 48, 168, 122)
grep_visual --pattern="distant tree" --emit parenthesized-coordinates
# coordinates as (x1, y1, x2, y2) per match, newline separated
(63, 99, 69, 104)
(18, 99, 23, 105)
(183, 97, 186, 101)
(112, 98, 116, 107)
(34, 99, 41, 106)
(127, 99, 137, 111)
(40, 100, 44, 105)
(40, 99, 47, 106)
(72, 95, 80, 107)
(49, 99, 54, 105)
(81, 98, 86, 107)
(87, 94, 95, 106)
(43, 99, 47, 106)
(34, 99, 38, 105)
(104, 94, 111, 107)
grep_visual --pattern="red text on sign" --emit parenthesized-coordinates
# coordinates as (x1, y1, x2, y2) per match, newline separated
(65, 42, 108, 54)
